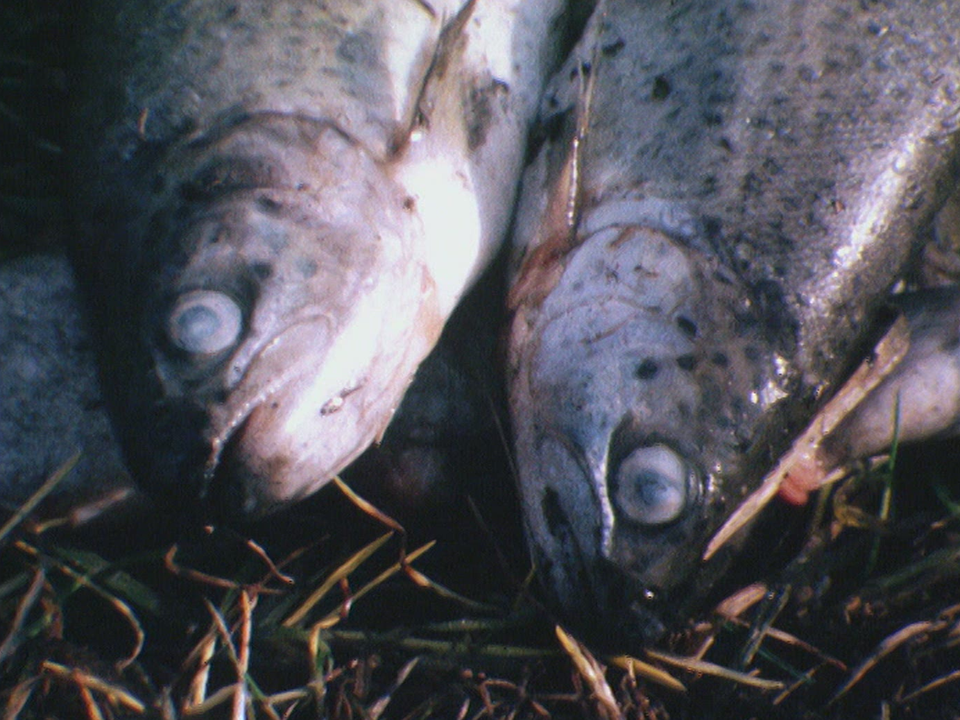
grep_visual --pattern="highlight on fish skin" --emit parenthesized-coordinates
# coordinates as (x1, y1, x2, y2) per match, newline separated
(65, 0, 573, 516)
(507, 0, 960, 643)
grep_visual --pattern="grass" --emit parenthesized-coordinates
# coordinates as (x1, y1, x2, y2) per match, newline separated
(3, 440, 960, 719)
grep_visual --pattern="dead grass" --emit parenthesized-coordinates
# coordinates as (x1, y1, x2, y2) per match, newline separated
(3, 441, 960, 720)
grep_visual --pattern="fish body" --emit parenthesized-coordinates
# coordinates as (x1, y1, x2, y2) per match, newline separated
(0, 253, 136, 519)
(68, 0, 571, 515)
(508, 0, 960, 641)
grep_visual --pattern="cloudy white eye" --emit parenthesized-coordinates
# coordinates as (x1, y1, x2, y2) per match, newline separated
(613, 444, 691, 526)
(167, 290, 243, 355)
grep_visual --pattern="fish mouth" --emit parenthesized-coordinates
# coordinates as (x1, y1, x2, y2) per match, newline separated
(193, 292, 436, 518)
(190, 314, 351, 517)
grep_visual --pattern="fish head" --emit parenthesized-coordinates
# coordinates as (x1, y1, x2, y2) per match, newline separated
(510, 204, 788, 642)
(111, 117, 441, 516)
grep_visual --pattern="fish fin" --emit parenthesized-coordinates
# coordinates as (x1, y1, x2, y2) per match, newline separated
(508, 51, 599, 311)
(396, 0, 479, 153)
(704, 315, 910, 560)
(507, 139, 580, 311)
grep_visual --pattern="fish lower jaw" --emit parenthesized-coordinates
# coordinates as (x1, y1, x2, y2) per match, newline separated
(203, 309, 444, 517)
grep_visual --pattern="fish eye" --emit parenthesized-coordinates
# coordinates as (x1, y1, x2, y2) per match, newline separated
(612, 444, 691, 526)
(167, 290, 243, 355)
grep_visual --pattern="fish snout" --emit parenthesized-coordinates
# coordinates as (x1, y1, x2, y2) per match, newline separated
(510, 214, 777, 639)
(130, 153, 437, 512)
(517, 421, 709, 643)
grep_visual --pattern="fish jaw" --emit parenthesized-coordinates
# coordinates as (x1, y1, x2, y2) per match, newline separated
(204, 271, 442, 516)
(510, 212, 784, 640)
(109, 116, 442, 515)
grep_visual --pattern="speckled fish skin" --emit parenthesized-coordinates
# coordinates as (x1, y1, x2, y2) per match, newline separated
(68, 0, 571, 516)
(508, 0, 960, 643)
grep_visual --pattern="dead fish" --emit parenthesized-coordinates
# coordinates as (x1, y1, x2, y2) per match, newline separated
(0, 248, 494, 527)
(0, 252, 139, 522)
(508, 0, 960, 642)
(67, 0, 572, 516)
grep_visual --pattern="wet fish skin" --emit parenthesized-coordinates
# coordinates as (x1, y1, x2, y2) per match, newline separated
(68, 0, 571, 515)
(823, 286, 960, 466)
(0, 253, 137, 518)
(0, 248, 495, 525)
(508, 0, 960, 642)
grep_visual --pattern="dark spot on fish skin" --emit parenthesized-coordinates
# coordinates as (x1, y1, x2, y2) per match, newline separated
(601, 37, 625, 57)
(711, 351, 729, 368)
(336, 30, 378, 68)
(251, 263, 272, 281)
(467, 80, 509, 151)
(296, 257, 318, 279)
(636, 358, 659, 380)
(538, 109, 572, 146)
(320, 397, 343, 416)
(762, 156, 784, 176)
(940, 331, 960, 353)
(542, 487, 570, 540)
(676, 354, 698, 371)
(676, 316, 698, 338)
(256, 195, 283, 215)
(798, 64, 817, 83)
(717, 137, 733, 152)
(702, 110, 723, 126)
(569, 62, 591, 81)
(702, 217, 723, 242)
(742, 171, 763, 196)
(651, 75, 671, 100)
(402, 196, 416, 211)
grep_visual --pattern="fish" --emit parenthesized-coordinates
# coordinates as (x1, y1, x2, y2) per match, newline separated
(0, 252, 138, 522)
(0, 247, 494, 526)
(66, 0, 573, 516)
(507, 0, 960, 643)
